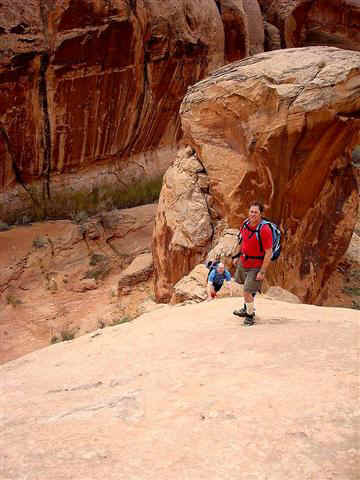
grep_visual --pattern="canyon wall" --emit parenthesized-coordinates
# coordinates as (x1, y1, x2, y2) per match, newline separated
(0, 0, 263, 219)
(259, 0, 360, 51)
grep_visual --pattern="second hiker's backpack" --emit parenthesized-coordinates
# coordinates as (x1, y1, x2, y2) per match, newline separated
(206, 260, 220, 280)
(239, 218, 282, 261)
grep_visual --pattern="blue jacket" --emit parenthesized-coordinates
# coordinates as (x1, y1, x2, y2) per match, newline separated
(208, 268, 231, 286)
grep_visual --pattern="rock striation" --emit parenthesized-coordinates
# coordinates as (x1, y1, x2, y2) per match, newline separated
(154, 47, 360, 304)
(259, 0, 360, 51)
(0, 0, 263, 218)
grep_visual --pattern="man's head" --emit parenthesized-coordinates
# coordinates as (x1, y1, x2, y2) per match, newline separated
(216, 262, 225, 273)
(248, 202, 263, 225)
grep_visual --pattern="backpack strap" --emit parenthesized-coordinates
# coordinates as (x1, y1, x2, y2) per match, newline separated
(256, 221, 266, 253)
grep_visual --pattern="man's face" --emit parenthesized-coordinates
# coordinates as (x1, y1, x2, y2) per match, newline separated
(217, 264, 225, 274)
(249, 205, 261, 224)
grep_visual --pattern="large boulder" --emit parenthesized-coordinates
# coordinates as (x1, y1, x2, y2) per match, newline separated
(0, 0, 261, 220)
(118, 253, 153, 294)
(154, 47, 360, 304)
(259, 0, 360, 51)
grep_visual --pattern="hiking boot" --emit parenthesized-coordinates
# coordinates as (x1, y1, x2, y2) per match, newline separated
(233, 306, 247, 317)
(243, 313, 255, 326)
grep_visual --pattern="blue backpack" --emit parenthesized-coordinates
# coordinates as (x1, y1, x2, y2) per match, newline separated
(239, 218, 282, 261)
(206, 260, 220, 280)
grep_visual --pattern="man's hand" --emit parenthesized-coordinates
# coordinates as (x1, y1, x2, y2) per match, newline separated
(256, 271, 265, 281)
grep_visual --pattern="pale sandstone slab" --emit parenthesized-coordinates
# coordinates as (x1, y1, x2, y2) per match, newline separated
(264, 286, 301, 303)
(0, 298, 359, 479)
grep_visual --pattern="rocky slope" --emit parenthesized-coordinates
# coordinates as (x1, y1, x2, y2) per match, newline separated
(1, 297, 358, 479)
(0, 0, 264, 220)
(0, 203, 159, 364)
(153, 47, 360, 304)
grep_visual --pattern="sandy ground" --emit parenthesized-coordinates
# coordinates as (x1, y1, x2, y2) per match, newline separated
(1, 296, 359, 480)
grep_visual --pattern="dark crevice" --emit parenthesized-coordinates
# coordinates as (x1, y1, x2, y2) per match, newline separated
(39, 53, 52, 204)
(338, 110, 360, 119)
(19, 38, 36, 44)
(128, 0, 137, 12)
(0, 124, 40, 205)
(10, 23, 29, 34)
(122, 49, 148, 157)
(215, 0, 222, 15)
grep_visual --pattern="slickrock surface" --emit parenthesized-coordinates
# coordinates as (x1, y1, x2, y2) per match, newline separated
(154, 47, 360, 304)
(1, 297, 359, 479)
(259, 0, 360, 51)
(0, 0, 262, 219)
(0, 204, 157, 364)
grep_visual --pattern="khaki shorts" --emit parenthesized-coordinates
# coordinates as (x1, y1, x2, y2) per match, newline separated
(234, 264, 261, 294)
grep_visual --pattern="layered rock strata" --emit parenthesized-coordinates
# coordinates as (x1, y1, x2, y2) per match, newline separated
(0, 0, 263, 219)
(154, 47, 360, 304)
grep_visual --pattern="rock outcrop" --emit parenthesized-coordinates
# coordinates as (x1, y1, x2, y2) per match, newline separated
(259, 0, 360, 51)
(154, 47, 360, 304)
(118, 252, 153, 294)
(0, 0, 262, 220)
(1, 298, 359, 479)
(152, 147, 213, 302)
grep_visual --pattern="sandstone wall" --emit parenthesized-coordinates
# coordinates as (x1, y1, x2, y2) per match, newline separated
(153, 47, 360, 304)
(0, 0, 264, 219)
(259, 0, 360, 51)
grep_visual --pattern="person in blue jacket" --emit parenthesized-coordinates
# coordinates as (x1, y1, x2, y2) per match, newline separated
(207, 262, 232, 300)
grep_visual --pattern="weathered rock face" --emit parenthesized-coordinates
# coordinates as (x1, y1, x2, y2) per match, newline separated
(217, 0, 264, 61)
(259, 0, 360, 51)
(154, 47, 360, 304)
(0, 0, 262, 219)
(152, 146, 213, 302)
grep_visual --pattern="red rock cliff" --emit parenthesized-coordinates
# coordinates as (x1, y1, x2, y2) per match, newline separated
(0, 0, 263, 218)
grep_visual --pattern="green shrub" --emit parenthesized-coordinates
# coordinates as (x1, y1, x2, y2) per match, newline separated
(4, 176, 163, 225)
(0, 221, 10, 231)
(60, 329, 75, 341)
(111, 316, 132, 326)
(6, 294, 22, 307)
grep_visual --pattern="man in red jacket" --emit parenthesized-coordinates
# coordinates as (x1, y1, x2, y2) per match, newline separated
(232, 202, 273, 326)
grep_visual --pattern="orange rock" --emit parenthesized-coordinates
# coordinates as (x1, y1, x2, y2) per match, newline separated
(154, 47, 360, 303)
